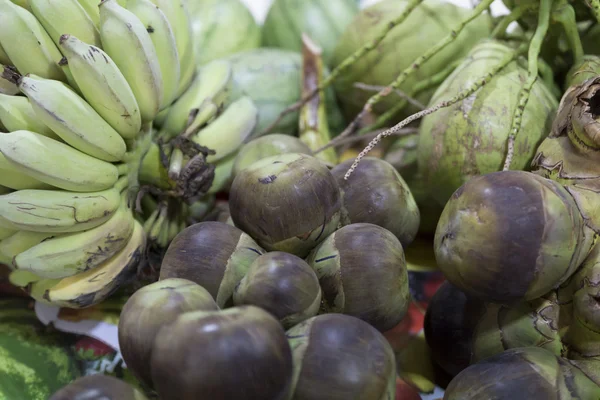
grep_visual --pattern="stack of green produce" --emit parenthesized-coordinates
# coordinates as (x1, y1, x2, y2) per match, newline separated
(6, 0, 600, 398)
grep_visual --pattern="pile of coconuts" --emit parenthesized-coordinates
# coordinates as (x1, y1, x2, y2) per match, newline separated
(48, 0, 600, 398)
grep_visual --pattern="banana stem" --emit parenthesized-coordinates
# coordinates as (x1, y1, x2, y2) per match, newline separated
(338, 0, 494, 141)
(116, 163, 129, 176)
(168, 148, 184, 180)
(259, 0, 425, 135)
(114, 175, 128, 193)
(552, 1, 584, 65)
(503, 0, 553, 172)
(149, 204, 168, 241)
(345, 44, 525, 180)
(143, 207, 160, 233)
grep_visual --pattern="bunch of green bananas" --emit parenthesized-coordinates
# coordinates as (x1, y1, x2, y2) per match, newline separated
(0, 0, 260, 309)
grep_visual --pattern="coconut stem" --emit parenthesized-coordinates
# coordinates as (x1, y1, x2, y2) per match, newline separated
(491, 4, 537, 38)
(338, 0, 495, 141)
(588, 0, 600, 23)
(345, 45, 523, 180)
(357, 59, 462, 134)
(502, 0, 553, 172)
(259, 0, 425, 136)
(552, 1, 584, 65)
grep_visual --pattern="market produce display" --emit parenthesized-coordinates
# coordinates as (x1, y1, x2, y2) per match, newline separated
(3, 0, 600, 398)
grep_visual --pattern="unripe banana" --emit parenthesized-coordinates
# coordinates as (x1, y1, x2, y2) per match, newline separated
(9, 0, 30, 11)
(0, 225, 17, 241)
(30, 219, 145, 308)
(0, 0, 66, 81)
(0, 152, 53, 190)
(28, 0, 101, 48)
(0, 185, 123, 233)
(99, 0, 163, 123)
(0, 65, 18, 95)
(148, 0, 195, 97)
(18, 75, 127, 161)
(0, 93, 58, 138)
(9, 270, 41, 288)
(0, 231, 58, 266)
(0, 44, 10, 65)
(208, 151, 236, 195)
(193, 96, 258, 163)
(15, 195, 135, 279)
(161, 59, 232, 136)
(126, 0, 180, 110)
(59, 35, 142, 139)
(0, 130, 119, 192)
(75, 0, 100, 27)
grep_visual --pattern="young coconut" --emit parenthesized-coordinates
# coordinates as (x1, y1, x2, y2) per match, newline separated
(49, 375, 148, 400)
(151, 305, 293, 400)
(231, 133, 311, 179)
(306, 223, 409, 332)
(434, 170, 588, 303)
(424, 281, 564, 378)
(159, 221, 265, 307)
(285, 314, 396, 400)
(417, 40, 558, 207)
(229, 153, 342, 258)
(233, 251, 322, 329)
(444, 347, 600, 400)
(118, 278, 218, 389)
(330, 157, 420, 248)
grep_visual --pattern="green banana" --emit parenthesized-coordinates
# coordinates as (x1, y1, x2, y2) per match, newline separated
(28, 0, 101, 48)
(29, 219, 145, 308)
(149, 0, 195, 97)
(0, 93, 58, 138)
(0, 130, 119, 192)
(76, 0, 100, 27)
(0, 44, 10, 65)
(0, 65, 18, 94)
(161, 59, 232, 137)
(0, 225, 17, 241)
(15, 195, 135, 279)
(99, 0, 163, 123)
(0, 231, 58, 266)
(208, 151, 236, 195)
(59, 35, 142, 139)
(193, 96, 258, 163)
(0, 152, 53, 190)
(0, 0, 67, 81)
(9, 270, 42, 287)
(126, 0, 180, 109)
(18, 74, 127, 162)
(9, 0, 31, 10)
(0, 185, 123, 233)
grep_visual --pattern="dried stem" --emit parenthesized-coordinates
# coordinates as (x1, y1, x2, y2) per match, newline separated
(345, 46, 522, 180)
(259, 0, 425, 135)
(353, 82, 425, 110)
(339, 0, 495, 142)
(503, 0, 552, 171)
